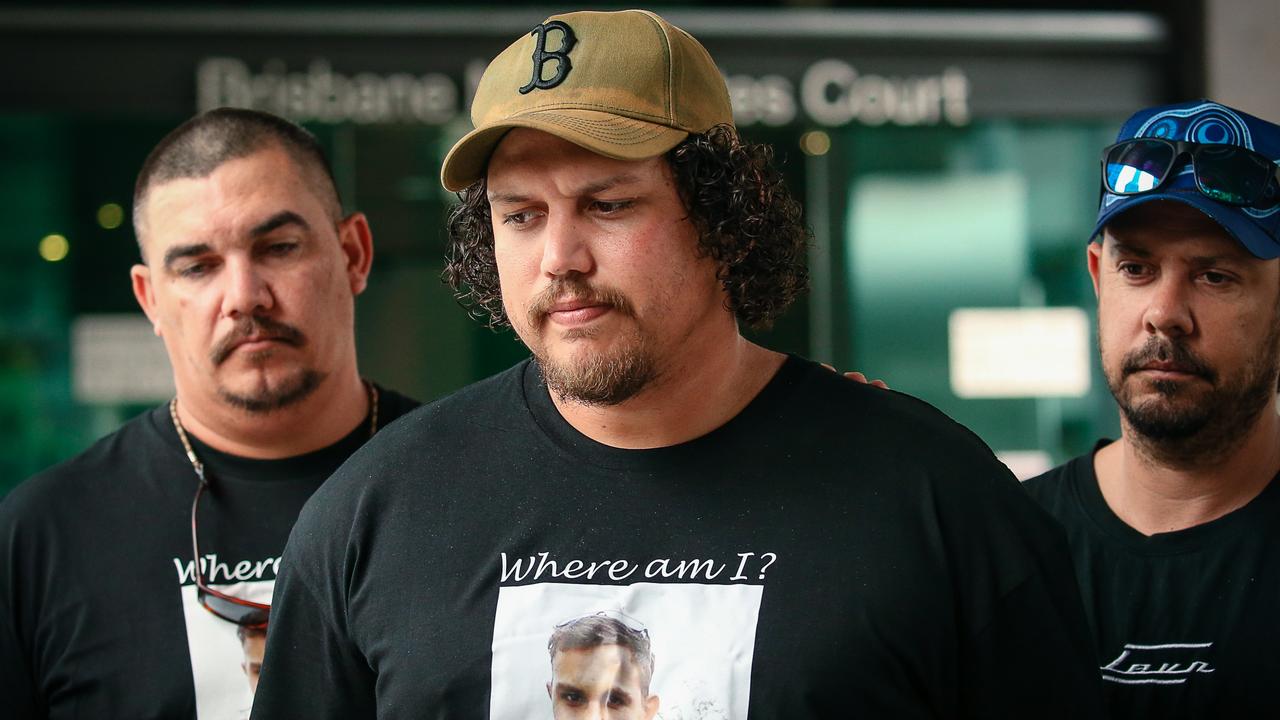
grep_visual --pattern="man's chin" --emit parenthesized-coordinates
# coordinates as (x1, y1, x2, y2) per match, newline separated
(1118, 390, 1215, 440)
(1121, 373, 1213, 402)
(537, 348, 655, 407)
(216, 369, 325, 414)
(535, 336, 621, 370)
(1127, 407, 1204, 432)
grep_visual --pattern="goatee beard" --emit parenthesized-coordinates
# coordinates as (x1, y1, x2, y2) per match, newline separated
(537, 339, 656, 407)
(1107, 333, 1279, 467)
(526, 275, 656, 406)
(218, 369, 325, 414)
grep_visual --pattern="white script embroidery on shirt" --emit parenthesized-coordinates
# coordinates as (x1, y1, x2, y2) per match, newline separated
(1101, 642, 1215, 685)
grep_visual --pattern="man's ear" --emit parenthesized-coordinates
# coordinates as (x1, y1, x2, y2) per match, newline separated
(643, 694, 660, 720)
(131, 263, 162, 336)
(338, 212, 374, 296)
(1087, 240, 1103, 300)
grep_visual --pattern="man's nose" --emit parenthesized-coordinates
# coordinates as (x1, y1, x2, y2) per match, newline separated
(540, 213, 595, 278)
(1142, 275, 1194, 338)
(221, 260, 274, 318)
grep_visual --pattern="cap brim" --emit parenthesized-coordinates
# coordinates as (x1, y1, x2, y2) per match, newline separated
(1092, 189, 1280, 260)
(440, 109, 689, 192)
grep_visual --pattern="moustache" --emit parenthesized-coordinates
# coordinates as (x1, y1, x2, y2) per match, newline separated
(210, 315, 306, 366)
(1120, 336, 1216, 383)
(526, 276, 634, 328)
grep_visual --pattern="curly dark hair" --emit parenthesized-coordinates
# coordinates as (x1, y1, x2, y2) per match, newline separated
(443, 124, 810, 330)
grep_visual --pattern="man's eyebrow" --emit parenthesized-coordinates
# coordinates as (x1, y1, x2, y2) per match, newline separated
(578, 173, 642, 196)
(487, 191, 529, 205)
(160, 211, 309, 270)
(1111, 241, 1250, 267)
(250, 210, 309, 237)
(1109, 241, 1150, 258)
(1188, 253, 1249, 268)
(487, 173, 644, 205)
(162, 243, 212, 270)
(609, 687, 635, 704)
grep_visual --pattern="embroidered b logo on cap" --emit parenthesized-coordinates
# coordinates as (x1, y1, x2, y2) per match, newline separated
(519, 20, 577, 94)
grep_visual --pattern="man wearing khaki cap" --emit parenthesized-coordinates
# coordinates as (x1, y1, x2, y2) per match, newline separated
(252, 10, 1103, 717)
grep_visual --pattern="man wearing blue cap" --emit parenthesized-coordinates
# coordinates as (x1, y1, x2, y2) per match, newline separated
(1026, 99, 1280, 716)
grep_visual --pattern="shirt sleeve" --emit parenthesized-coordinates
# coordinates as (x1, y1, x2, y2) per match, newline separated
(957, 556, 1104, 717)
(250, 521, 377, 718)
(0, 595, 42, 719)
(941, 466, 1105, 718)
(1, 490, 45, 719)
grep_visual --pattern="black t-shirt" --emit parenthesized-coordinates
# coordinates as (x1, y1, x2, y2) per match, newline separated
(252, 357, 1103, 719)
(0, 386, 417, 720)
(1024, 442, 1280, 717)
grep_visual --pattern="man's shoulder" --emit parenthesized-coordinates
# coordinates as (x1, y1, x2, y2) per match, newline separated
(373, 383, 422, 427)
(299, 363, 530, 505)
(1022, 460, 1075, 496)
(282, 367, 529, 566)
(1, 405, 167, 523)
(780, 355, 1007, 468)
(1023, 446, 1102, 495)
(373, 361, 529, 444)
(1022, 447, 1101, 519)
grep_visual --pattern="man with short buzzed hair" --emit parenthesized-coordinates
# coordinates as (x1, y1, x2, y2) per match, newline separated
(0, 107, 417, 719)
(133, 108, 344, 257)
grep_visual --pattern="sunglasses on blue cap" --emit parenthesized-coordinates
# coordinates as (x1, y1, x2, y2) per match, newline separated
(1102, 138, 1280, 209)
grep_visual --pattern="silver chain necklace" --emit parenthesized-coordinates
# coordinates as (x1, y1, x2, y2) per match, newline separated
(169, 381, 379, 481)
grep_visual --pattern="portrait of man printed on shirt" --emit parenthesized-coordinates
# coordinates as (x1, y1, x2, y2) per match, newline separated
(547, 613, 660, 720)
(237, 610, 269, 695)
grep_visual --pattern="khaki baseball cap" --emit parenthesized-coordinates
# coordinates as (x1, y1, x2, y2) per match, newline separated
(440, 9, 734, 192)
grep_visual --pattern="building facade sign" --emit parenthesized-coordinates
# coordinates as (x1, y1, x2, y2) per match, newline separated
(197, 56, 972, 128)
(0, 9, 1167, 122)
(197, 58, 465, 125)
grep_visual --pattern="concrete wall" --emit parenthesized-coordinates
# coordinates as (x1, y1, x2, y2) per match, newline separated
(1206, 0, 1280, 120)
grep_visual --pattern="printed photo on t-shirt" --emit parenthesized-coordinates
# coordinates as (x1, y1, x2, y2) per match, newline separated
(490, 582, 764, 720)
(174, 553, 277, 720)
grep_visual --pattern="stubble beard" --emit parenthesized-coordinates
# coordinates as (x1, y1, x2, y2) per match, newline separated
(522, 277, 658, 407)
(1104, 326, 1280, 467)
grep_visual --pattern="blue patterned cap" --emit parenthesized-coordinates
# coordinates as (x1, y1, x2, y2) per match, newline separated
(1093, 99, 1280, 259)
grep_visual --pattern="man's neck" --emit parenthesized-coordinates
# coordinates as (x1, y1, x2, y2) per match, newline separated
(173, 371, 370, 459)
(1094, 407, 1280, 536)
(550, 334, 785, 450)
